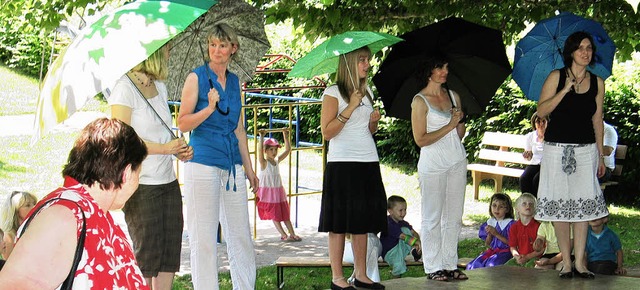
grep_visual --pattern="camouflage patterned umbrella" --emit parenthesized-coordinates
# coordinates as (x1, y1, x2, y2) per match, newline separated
(166, 0, 271, 100)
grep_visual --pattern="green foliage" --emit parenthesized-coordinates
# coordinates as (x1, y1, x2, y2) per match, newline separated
(0, 0, 119, 76)
(256, 0, 640, 61)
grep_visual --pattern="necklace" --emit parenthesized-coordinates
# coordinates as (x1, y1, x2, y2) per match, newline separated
(568, 68, 587, 93)
(132, 71, 154, 87)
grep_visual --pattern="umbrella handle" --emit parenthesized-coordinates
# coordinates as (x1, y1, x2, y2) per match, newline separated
(206, 78, 230, 116)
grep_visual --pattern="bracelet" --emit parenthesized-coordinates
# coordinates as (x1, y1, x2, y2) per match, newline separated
(339, 113, 350, 120)
(336, 115, 347, 123)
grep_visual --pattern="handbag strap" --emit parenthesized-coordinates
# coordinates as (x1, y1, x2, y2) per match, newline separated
(18, 197, 86, 290)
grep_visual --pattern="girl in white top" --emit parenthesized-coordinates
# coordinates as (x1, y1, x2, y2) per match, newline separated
(520, 113, 548, 196)
(318, 47, 387, 290)
(411, 56, 467, 282)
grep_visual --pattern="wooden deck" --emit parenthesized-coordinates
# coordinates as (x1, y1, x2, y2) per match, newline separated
(357, 266, 640, 290)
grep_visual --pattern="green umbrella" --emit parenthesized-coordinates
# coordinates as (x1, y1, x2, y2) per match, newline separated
(33, 0, 218, 143)
(287, 31, 403, 79)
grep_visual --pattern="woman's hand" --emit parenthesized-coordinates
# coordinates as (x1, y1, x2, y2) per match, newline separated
(370, 109, 381, 124)
(207, 87, 220, 110)
(176, 145, 194, 162)
(348, 90, 364, 109)
(563, 73, 574, 94)
(167, 138, 187, 155)
(246, 169, 259, 193)
(597, 160, 606, 178)
(448, 108, 464, 128)
(523, 151, 533, 160)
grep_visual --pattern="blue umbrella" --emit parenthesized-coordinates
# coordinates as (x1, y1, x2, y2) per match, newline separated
(513, 12, 616, 101)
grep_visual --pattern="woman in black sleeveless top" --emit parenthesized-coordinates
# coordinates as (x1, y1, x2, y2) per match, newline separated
(535, 31, 609, 279)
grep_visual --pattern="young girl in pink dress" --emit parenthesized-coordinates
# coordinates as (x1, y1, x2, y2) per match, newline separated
(257, 129, 301, 241)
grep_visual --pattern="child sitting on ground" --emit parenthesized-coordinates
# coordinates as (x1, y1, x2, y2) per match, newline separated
(256, 130, 301, 242)
(509, 192, 542, 266)
(379, 195, 421, 277)
(533, 221, 566, 270)
(467, 193, 515, 269)
(0, 191, 38, 259)
(585, 215, 626, 275)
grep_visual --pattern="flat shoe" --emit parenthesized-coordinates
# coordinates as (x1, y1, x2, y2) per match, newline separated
(559, 271, 573, 279)
(331, 282, 356, 290)
(576, 271, 595, 279)
(353, 278, 385, 289)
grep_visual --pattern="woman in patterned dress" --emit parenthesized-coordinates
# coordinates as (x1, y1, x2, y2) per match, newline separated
(535, 31, 609, 279)
(0, 118, 150, 289)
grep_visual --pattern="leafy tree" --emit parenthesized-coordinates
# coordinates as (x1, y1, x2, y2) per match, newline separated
(256, 0, 640, 61)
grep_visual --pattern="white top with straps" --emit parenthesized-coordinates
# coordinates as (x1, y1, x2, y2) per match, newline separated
(414, 92, 466, 174)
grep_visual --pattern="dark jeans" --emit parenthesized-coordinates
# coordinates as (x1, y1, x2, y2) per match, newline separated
(520, 164, 540, 197)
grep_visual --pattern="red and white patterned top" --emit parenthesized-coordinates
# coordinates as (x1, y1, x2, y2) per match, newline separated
(18, 177, 149, 289)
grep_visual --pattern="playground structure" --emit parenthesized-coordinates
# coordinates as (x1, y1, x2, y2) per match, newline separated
(169, 54, 329, 238)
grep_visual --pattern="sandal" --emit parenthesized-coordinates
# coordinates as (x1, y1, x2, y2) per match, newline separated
(446, 269, 468, 280)
(427, 270, 448, 282)
(289, 234, 302, 242)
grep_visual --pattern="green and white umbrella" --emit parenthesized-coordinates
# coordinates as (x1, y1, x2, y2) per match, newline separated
(287, 31, 403, 79)
(32, 0, 217, 143)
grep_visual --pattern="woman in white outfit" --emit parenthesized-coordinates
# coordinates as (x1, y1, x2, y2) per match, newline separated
(410, 56, 468, 282)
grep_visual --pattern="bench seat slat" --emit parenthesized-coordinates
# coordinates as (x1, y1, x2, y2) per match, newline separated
(477, 149, 531, 165)
(467, 164, 524, 178)
(481, 132, 527, 149)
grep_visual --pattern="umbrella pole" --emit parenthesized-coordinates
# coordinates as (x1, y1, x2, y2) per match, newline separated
(342, 54, 358, 92)
(125, 75, 178, 139)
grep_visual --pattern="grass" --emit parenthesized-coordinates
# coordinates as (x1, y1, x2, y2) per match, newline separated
(1, 64, 639, 289)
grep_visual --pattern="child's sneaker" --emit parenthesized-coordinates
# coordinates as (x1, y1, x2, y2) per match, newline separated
(411, 248, 421, 262)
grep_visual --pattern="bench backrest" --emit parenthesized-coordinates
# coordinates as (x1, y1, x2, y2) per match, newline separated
(612, 144, 627, 177)
(478, 132, 531, 167)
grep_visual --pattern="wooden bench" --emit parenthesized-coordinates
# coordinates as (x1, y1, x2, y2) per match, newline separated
(467, 132, 531, 200)
(600, 144, 627, 191)
(275, 256, 423, 289)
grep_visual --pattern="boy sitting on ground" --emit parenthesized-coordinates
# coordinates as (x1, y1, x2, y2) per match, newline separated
(379, 195, 421, 277)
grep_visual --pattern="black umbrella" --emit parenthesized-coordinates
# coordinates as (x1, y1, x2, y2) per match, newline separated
(372, 17, 511, 120)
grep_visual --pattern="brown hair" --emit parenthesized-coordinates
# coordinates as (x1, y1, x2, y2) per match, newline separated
(530, 113, 548, 130)
(488, 193, 514, 219)
(62, 118, 147, 191)
(387, 195, 407, 209)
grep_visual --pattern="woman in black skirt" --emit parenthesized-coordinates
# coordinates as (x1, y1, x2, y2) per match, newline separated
(318, 46, 388, 290)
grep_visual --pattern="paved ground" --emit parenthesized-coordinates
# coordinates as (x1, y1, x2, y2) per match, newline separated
(1, 112, 476, 275)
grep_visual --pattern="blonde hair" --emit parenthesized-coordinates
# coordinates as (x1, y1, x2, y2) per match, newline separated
(336, 47, 372, 104)
(514, 192, 537, 220)
(207, 23, 239, 60)
(1, 191, 38, 237)
(130, 45, 169, 80)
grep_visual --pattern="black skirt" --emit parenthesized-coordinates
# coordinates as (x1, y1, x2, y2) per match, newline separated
(318, 162, 388, 234)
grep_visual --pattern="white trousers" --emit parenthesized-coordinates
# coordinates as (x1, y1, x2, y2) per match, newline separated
(418, 159, 466, 273)
(184, 163, 256, 290)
